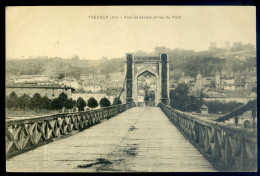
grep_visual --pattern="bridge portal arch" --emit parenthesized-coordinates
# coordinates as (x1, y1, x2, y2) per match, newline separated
(124, 53, 169, 106)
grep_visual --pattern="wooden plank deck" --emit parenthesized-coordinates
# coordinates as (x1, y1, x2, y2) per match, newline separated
(6, 107, 216, 172)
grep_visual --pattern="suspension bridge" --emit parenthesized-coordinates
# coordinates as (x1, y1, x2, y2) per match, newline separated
(6, 54, 257, 172)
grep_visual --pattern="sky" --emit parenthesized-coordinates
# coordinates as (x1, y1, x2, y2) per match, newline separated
(6, 6, 256, 60)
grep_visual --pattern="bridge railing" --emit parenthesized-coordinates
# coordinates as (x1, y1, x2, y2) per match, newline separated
(6, 102, 135, 159)
(159, 102, 257, 171)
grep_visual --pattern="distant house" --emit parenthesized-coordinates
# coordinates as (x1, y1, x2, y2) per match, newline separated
(84, 84, 102, 93)
(68, 81, 79, 90)
(247, 92, 257, 100)
(234, 79, 246, 90)
(6, 83, 73, 99)
(201, 105, 208, 114)
(59, 79, 79, 90)
(224, 84, 235, 91)
(215, 70, 236, 91)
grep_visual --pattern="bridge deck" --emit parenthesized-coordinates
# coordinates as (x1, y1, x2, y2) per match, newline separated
(6, 107, 216, 172)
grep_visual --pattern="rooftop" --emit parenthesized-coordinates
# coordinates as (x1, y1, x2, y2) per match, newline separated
(6, 83, 73, 89)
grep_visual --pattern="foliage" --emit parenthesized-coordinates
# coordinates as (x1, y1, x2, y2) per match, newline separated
(5, 92, 76, 111)
(29, 93, 42, 109)
(6, 47, 256, 84)
(182, 57, 226, 78)
(170, 83, 202, 112)
(87, 97, 98, 109)
(65, 98, 76, 109)
(17, 94, 30, 110)
(57, 73, 65, 79)
(6, 91, 18, 109)
(99, 97, 111, 107)
(76, 97, 87, 111)
(41, 96, 52, 109)
(51, 98, 63, 110)
(51, 93, 70, 110)
(204, 101, 244, 114)
(58, 92, 68, 104)
(113, 97, 122, 105)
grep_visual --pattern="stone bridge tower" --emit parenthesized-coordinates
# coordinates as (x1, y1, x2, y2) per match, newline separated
(124, 53, 169, 106)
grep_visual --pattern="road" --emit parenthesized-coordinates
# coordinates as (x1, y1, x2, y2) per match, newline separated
(6, 107, 216, 172)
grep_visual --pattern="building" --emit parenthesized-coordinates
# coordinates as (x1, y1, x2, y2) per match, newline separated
(193, 72, 211, 91)
(6, 83, 73, 99)
(247, 92, 257, 100)
(201, 105, 208, 114)
(83, 84, 102, 93)
(59, 78, 79, 90)
(215, 70, 236, 91)
(14, 75, 51, 83)
(209, 42, 217, 50)
(234, 79, 246, 90)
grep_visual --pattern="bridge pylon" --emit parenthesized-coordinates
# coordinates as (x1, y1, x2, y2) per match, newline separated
(124, 53, 169, 106)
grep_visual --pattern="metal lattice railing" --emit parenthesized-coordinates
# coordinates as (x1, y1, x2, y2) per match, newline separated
(6, 102, 135, 159)
(159, 102, 257, 171)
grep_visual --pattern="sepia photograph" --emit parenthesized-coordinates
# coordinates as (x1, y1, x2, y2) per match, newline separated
(5, 6, 257, 172)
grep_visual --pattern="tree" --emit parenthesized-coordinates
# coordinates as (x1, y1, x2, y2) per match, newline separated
(87, 97, 98, 109)
(52, 92, 69, 109)
(76, 97, 87, 111)
(5, 96, 11, 109)
(113, 97, 122, 105)
(204, 101, 243, 114)
(30, 93, 42, 110)
(170, 83, 201, 112)
(41, 96, 52, 110)
(7, 91, 18, 109)
(57, 73, 65, 79)
(51, 98, 63, 110)
(58, 92, 68, 103)
(99, 97, 111, 107)
(17, 94, 30, 111)
(65, 98, 76, 109)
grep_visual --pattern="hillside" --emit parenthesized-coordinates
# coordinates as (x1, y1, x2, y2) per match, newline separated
(6, 57, 124, 79)
(6, 47, 256, 81)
